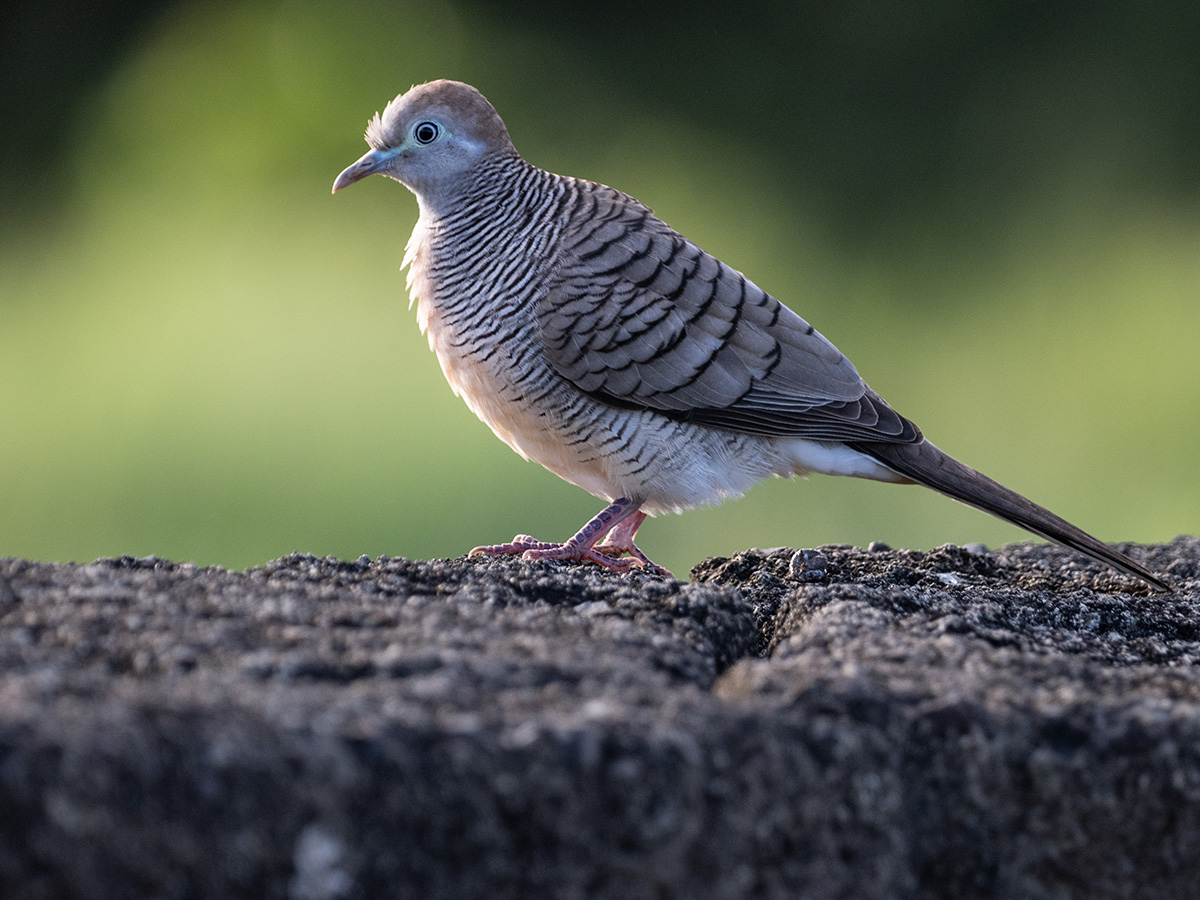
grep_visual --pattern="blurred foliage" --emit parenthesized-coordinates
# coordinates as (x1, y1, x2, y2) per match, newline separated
(0, 0, 1196, 574)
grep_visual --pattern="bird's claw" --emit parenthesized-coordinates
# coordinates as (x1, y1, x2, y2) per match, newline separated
(522, 543, 640, 573)
(469, 536, 555, 556)
(470, 534, 671, 577)
(467, 500, 673, 577)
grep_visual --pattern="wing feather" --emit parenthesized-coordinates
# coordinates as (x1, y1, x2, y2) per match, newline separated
(538, 182, 920, 442)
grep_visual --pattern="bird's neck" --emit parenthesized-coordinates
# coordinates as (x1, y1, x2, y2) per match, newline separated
(411, 150, 529, 222)
(405, 156, 561, 332)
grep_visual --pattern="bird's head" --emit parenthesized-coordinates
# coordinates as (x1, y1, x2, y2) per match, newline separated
(332, 80, 515, 204)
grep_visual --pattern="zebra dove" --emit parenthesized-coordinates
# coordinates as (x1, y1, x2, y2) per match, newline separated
(332, 79, 1170, 591)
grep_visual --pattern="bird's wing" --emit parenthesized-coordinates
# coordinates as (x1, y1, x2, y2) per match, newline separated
(537, 184, 920, 442)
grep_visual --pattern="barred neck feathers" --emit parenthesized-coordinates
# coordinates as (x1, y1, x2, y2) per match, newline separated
(407, 157, 565, 316)
(416, 150, 539, 228)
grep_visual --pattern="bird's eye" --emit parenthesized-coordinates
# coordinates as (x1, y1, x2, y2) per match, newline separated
(413, 121, 440, 144)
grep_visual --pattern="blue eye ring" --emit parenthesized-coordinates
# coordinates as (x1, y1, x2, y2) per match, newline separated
(414, 121, 440, 144)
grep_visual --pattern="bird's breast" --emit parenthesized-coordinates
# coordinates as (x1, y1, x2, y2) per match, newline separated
(406, 217, 622, 496)
(400, 207, 863, 513)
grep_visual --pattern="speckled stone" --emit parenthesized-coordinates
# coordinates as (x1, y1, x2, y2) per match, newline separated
(0, 538, 1197, 899)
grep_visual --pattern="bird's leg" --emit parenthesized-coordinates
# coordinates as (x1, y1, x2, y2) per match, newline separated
(592, 510, 672, 576)
(469, 498, 669, 575)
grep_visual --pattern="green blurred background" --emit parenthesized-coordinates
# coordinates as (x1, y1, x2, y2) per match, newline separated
(1, 0, 1196, 575)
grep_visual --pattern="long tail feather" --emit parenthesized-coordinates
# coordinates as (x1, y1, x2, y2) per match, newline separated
(851, 439, 1172, 592)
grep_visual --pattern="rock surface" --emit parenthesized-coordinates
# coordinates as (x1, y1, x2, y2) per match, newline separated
(1, 537, 1198, 899)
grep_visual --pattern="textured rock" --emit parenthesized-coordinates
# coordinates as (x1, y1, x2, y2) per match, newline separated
(0, 538, 1198, 899)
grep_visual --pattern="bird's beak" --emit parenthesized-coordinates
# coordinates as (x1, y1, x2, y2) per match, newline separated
(331, 147, 398, 194)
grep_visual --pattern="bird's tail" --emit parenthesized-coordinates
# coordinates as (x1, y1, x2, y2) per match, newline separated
(850, 439, 1171, 592)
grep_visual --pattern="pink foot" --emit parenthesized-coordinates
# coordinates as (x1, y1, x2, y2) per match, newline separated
(468, 498, 672, 577)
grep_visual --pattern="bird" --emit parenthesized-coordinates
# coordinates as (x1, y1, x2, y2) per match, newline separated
(332, 79, 1170, 592)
